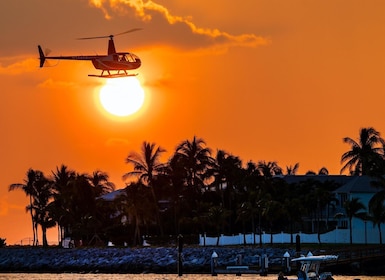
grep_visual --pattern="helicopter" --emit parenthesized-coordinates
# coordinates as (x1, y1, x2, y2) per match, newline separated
(38, 28, 142, 78)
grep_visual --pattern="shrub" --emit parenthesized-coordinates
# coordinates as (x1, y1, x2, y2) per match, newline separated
(0, 238, 6, 248)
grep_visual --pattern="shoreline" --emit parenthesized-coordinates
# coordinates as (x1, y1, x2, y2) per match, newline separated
(0, 246, 384, 275)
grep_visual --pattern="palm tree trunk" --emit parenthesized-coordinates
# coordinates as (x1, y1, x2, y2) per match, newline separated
(133, 209, 141, 246)
(251, 215, 256, 245)
(42, 225, 48, 247)
(34, 222, 39, 246)
(149, 186, 164, 236)
(29, 196, 36, 246)
(349, 218, 353, 245)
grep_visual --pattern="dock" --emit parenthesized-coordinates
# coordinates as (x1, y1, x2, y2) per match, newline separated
(210, 246, 385, 276)
(322, 245, 385, 267)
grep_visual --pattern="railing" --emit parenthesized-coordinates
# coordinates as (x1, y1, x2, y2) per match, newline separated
(328, 245, 385, 265)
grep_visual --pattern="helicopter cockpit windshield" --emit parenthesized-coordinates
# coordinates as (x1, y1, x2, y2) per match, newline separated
(117, 53, 137, 62)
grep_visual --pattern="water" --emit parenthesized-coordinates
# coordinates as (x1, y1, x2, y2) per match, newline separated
(0, 275, 384, 280)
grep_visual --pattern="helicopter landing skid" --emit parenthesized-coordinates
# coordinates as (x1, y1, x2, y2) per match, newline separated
(88, 73, 138, 78)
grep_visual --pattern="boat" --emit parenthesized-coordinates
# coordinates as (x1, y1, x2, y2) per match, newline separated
(289, 253, 338, 280)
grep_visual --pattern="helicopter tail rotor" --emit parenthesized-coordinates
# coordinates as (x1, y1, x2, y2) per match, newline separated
(38, 45, 46, 67)
(37, 46, 57, 67)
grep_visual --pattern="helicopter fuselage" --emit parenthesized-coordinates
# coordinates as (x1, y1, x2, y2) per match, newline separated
(92, 53, 141, 71)
(39, 51, 141, 71)
(38, 28, 143, 78)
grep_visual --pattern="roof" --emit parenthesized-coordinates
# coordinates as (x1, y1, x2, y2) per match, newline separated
(282, 175, 350, 185)
(282, 175, 384, 194)
(335, 175, 382, 194)
(99, 189, 125, 201)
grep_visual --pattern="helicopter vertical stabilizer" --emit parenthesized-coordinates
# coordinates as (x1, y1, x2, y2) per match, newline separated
(107, 37, 116, 55)
(38, 45, 46, 67)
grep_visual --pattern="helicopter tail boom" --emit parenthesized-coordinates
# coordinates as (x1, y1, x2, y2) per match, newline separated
(38, 45, 46, 67)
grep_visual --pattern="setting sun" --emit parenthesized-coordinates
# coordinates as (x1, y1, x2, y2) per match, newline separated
(99, 77, 145, 117)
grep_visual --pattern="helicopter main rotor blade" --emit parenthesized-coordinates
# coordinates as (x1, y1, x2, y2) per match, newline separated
(77, 35, 111, 40)
(114, 28, 142, 36)
(77, 28, 142, 40)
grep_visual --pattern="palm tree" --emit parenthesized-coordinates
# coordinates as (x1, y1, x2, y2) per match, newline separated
(257, 161, 283, 177)
(236, 202, 254, 245)
(305, 167, 329, 175)
(369, 195, 385, 244)
(89, 170, 115, 197)
(32, 173, 55, 247)
(123, 141, 166, 236)
(210, 149, 243, 232)
(344, 197, 366, 244)
(318, 167, 329, 175)
(207, 205, 230, 246)
(115, 182, 153, 246)
(285, 163, 299, 175)
(341, 127, 385, 175)
(174, 136, 214, 191)
(166, 153, 188, 234)
(67, 173, 97, 243)
(313, 181, 338, 243)
(51, 165, 76, 245)
(263, 197, 284, 244)
(9, 169, 39, 246)
(10, 169, 56, 247)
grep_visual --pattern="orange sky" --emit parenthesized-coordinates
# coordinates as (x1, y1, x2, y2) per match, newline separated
(1, 0, 385, 245)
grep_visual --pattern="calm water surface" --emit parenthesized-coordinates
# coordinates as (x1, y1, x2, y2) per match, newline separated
(0, 275, 384, 280)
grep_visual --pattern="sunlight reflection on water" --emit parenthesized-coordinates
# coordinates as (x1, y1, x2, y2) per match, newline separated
(0, 275, 384, 280)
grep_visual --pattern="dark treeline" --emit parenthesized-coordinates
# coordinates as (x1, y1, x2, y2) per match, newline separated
(8, 127, 385, 247)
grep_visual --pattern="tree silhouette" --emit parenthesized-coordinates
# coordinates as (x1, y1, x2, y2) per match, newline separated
(174, 136, 214, 191)
(32, 173, 55, 247)
(344, 197, 366, 245)
(257, 161, 283, 177)
(369, 199, 385, 245)
(10, 169, 55, 247)
(13, 129, 385, 246)
(286, 163, 299, 175)
(115, 182, 153, 246)
(9, 169, 40, 246)
(210, 149, 243, 232)
(341, 127, 385, 175)
(208, 205, 230, 246)
(124, 141, 166, 236)
(89, 170, 115, 197)
(51, 165, 76, 245)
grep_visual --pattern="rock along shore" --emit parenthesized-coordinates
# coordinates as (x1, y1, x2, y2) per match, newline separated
(0, 246, 295, 273)
(1, 246, 384, 275)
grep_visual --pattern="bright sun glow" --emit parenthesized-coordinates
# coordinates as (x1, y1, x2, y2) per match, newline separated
(99, 77, 145, 117)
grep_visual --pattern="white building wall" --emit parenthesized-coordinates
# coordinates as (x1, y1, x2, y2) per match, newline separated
(199, 227, 385, 246)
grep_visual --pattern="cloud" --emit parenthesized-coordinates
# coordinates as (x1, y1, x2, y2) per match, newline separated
(0, 58, 38, 76)
(89, 0, 270, 50)
(88, 0, 112, 20)
(0, 195, 24, 216)
(105, 137, 130, 148)
(37, 78, 78, 90)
